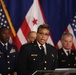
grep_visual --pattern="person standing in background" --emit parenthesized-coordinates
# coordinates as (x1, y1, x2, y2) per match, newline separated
(28, 31, 37, 43)
(57, 32, 76, 68)
(17, 24, 58, 75)
(0, 25, 18, 75)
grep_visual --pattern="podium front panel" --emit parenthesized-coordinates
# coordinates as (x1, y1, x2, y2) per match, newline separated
(32, 68, 76, 75)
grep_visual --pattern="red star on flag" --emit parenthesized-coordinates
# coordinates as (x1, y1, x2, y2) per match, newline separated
(32, 18, 38, 25)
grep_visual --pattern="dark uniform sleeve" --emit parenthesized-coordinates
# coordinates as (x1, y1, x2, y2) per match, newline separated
(13, 45, 18, 73)
(47, 44, 58, 70)
(51, 46, 58, 69)
(17, 45, 29, 75)
(54, 49, 58, 69)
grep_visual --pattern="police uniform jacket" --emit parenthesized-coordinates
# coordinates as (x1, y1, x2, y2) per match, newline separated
(0, 42, 18, 75)
(57, 48, 76, 68)
(17, 41, 58, 75)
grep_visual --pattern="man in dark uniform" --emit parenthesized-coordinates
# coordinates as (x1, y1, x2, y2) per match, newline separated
(0, 25, 18, 75)
(17, 24, 58, 75)
(57, 32, 76, 68)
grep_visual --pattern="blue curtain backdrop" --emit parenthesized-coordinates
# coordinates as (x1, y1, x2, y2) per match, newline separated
(3, 0, 76, 45)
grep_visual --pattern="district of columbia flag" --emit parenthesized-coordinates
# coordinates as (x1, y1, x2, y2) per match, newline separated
(13, 0, 54, 51)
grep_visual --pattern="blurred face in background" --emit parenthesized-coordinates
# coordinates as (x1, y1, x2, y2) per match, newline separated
(28, 32, 37, 43)
(61, 35, 73, 50)
(0, 28, 10, 44)
(37, 28, 49, 45)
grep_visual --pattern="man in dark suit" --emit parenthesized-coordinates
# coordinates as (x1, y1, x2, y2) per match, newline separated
(17, 24, 58, 75)
(0, 25, 18, 75)
(28, 31, 37, 43)
(57, 32, 76, 68)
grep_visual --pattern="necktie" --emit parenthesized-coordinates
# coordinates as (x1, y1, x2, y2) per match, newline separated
(4, 45, 7, 59)
(4, 45, 6, 49)
(40, 46, 45, 59)
(40, 46, 45, 53)
(67, 51, 70, 56)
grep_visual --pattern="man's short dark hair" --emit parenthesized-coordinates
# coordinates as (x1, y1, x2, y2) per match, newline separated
(61, 32, 73, 40)
(28, 31, 36, 38)
(37, 24, 50, 33)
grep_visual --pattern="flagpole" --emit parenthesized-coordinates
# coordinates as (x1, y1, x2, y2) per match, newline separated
(0, 0, 16, 37)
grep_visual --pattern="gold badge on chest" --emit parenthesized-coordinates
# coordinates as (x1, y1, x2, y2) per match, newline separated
(31, 54, 38, 56)
(75, 56, 76, 60)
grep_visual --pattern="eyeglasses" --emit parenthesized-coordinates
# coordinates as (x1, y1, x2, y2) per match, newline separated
(38, 32, 49, 36)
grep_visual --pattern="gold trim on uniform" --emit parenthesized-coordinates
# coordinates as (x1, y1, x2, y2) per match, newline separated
(74, 64, 76, 66)
(68, 64, 70, 66)
(10, 48, 16, 53)
(51, 54, 54, 57)
(44, 67, 46, 70)
(31, 54, 38, 56)
(61, 60, 65, 62)
(13, 72, 17, 75)
(75, 57, 76, 60)
(0, 73, 2, 75)
(8, 67, 10, 70)
(44, 61, 47, 63)
(7, 61, 10, 64)
(33, 58, 35, 60)
(8, 74, 10, 75)
(7, 55, 9, 58)
(72, 53, 74, 55)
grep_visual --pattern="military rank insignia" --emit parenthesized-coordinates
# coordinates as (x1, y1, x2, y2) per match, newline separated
(10, 48, 16, 53)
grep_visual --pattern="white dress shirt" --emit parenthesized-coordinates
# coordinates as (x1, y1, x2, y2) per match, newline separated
(0, 41, 8, 50)
(63, 48, 71, 56)
(37, 41, 47, 55)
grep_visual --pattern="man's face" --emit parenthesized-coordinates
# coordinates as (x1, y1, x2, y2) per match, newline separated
(61, 35, 73, 50)
(28, 32, 37, 43)
(0, 28, 10, 43)
(37, 28, 49, 45)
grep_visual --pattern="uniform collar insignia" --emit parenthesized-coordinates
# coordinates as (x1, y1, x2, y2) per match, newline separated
(31, 54, 38, 56)
(75, 57, 76, 60)
(51, 54, 54, 57)
(61, 60, 66, 62)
